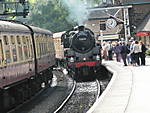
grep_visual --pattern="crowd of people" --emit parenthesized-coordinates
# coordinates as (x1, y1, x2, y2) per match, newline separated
(101, 38, 147, 66)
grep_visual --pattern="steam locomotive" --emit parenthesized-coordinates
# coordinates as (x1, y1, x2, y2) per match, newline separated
(61, 26, 102, 80)
(0, 20, 55, 112)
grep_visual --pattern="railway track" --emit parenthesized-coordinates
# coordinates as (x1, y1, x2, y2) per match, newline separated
(54, 79, 101, 113)
(7, 86, 46, 113)
(7, 67, 74, 113)
(7, 66, 111, 113)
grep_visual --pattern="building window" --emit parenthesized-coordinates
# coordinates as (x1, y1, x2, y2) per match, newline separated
(100, 23, 106, 31)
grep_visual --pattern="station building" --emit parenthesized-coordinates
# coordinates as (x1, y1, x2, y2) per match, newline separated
(85, 0, 150, 45)
(85, 7, 123, 42)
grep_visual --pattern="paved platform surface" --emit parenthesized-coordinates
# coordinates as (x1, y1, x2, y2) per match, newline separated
(87, 58, 150, 113)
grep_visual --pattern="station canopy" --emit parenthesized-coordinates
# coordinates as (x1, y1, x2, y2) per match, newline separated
(136, 32, 150, 36)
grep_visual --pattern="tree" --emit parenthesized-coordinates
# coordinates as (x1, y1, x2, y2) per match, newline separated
(26, 0, 76, 32)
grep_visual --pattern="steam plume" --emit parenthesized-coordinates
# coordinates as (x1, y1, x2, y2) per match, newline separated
(61, 0, 89, 25)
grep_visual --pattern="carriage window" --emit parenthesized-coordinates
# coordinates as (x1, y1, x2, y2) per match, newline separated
(18, 46, 23, 60)
(35, 36, 40, 57)
(11, 36, 15, 45)
(0, 40, 4, 65)
(22, 36, 26, 44)
(41, 43, 44, 55)
(26, 37, 33, 58)
(39, 43, 41, 56)
(43, 43, 45, 55)
(12, 48, 17, 62)
(5, 49, 11, 63)
(24, 45, 28, 59)
(30, 44, 33, 57)
(17, 36, 21, 44)
(40, 43, 44, 56)
(37, 41, 40, 57)
(3, 36, 9, 45)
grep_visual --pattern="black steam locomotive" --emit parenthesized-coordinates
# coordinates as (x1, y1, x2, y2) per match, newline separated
(61, 26, 102, 80)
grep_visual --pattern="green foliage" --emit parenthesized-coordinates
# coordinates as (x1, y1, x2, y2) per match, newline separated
(87, 0, 102, 5)
(26, 0, 76, 32)
(145, 49, 150, 56)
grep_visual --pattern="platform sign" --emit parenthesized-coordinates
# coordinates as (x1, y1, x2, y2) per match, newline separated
(98, 34, 119, 41)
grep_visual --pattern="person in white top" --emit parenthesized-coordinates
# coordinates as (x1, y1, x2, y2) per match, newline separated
(102, 42, 108, 60)
(130, 40, 141, 66)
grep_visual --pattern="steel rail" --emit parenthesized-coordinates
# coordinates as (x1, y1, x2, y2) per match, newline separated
(96, 79, 101, 100)
(53, 79, 76, 113)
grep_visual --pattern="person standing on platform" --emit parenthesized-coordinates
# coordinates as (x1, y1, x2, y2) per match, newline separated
(139, 41, 147, 65)
(130, 41, 141, 66)
(107, 41, 113, 60)
(102, 42, 108, 60)
(126, 40, 132, 64)
(129, 38, 135, 64)
(120, 42, 130, 66)
(113, 41, 122, 62)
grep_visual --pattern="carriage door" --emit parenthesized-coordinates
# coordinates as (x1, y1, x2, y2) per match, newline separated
(26, 36, 35, 75)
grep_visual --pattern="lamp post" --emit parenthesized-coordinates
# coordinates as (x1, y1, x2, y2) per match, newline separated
(123, 8, 131, 44)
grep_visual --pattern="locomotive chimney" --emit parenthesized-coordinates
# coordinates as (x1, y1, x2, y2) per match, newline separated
(78, 25, 85, 31)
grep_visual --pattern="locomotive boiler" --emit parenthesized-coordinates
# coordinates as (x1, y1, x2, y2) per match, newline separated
(61, 26, 102, 80)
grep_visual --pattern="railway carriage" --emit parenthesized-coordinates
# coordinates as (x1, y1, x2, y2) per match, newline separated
(53, 32, 65, 66)
(0, 20, 55, 112)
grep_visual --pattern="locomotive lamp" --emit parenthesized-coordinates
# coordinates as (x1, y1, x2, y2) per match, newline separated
(83, 58, 87, 61)
(70, 57, 74, 62)
(96, 55, 100, 60)
(63, 69, 68, 75)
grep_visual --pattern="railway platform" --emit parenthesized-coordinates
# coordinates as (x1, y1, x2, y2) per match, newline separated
(87, 57, 150, 113)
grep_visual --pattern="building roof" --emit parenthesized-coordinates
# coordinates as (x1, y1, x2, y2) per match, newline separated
(136, 12, 150, 32)
(88, 8, 119, 20)
(123, 0, 150, 5)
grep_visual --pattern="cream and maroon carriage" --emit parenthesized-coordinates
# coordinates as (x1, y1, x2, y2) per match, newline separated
(0, 20, 55, 112)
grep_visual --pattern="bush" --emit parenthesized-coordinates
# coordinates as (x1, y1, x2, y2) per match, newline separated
(145, 48, 150, 56)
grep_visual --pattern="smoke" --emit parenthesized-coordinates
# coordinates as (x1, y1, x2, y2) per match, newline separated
(61, 0, 90, 25)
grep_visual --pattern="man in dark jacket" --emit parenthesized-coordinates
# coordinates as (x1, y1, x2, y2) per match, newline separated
(113, 42, 122, 62)
(107, 41, 113, 60)
(120, 42, 130, 66)
(139, 41, 147, 65)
